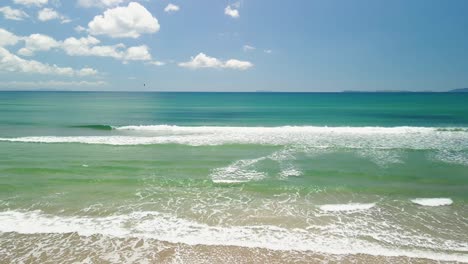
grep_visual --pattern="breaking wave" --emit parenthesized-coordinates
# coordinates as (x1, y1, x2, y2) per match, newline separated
(411, 198, 453, 207)
(0, 125, 467, 150)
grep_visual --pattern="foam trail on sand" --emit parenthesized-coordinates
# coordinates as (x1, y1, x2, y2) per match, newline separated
(0, 210, 467, 262)
(411, 198, 453, 207)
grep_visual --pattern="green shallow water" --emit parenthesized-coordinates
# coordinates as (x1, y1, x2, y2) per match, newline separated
(0, 92, 467, 262)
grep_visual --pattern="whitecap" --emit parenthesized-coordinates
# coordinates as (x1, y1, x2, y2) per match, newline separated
(210, 157, 266, 183)
(279, 168, 302, 177)
(1, 126, 466, 151)
(319, 203, 376, 212)
(411, 198, 453, 207)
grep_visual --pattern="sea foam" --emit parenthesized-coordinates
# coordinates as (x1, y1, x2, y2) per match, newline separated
(0, 210, 467, 262)
(319, 203, 376, 212)
(411, 198, 453, 207)
(0, 126, 467, 150)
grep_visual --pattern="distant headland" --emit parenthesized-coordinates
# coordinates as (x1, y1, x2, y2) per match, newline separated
(341, 88, 468, 93)
(449, 88, 468, 93)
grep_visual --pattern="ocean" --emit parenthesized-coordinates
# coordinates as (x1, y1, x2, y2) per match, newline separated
(0, 92, 467, 263)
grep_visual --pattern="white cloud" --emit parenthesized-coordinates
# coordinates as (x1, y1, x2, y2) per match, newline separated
(224, 4, 239, 18)
(88, 2, 160, 38)
(77, 0, 124, 8)
(243, 45, 255, 52)
(0, 28, 21, 47)
(61, 18, 72, 23)
(37, 8, 70, 23)
(264, 49, 272, 54)
(0, 6, 29, 21)
(13, 0, 48, 7)
(37, 8, 58, 21)
(78, 67, 98, 76)
(18, 33, 60, 56)
(1, 27, 156, 71)
(179, 53, 222, 69)
(0, 47, 98, 76)
(148, 60, 165, 66)
(224, 59, 253, 70)
(0, 80, 107, 89)
(61, 36, 101, 55)
(74, 25, 86, 33)
(164, 3, 179, 13)
(124, 45, 151, 61)
(61, 36, 153, 62)
(179, 53, 253, 70)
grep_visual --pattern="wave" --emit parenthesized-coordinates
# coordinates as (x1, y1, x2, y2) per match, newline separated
(0, 210, 466, 262)
(1, 126, 467, 151)
(411, 198, 453, 207)
(114, 125, 468, 133)
(319, 203, 376, 212)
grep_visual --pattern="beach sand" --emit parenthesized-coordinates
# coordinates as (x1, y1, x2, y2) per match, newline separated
(1, 232, 449, 264)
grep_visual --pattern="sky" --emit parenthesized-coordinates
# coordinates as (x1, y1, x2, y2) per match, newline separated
(0, 0, 467, 92)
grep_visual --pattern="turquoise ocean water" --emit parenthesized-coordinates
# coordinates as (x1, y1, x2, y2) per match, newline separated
(0, 92, 467, 263)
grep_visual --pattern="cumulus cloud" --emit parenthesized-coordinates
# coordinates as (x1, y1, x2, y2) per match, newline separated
(224, 2, 240, 18)
(124, 45, 151, 61)
(18, 33, 60, 56)
(1, 27, 157, 79)
(13, 0, 48, 7)
(77, 67, 98, 76)
(243, 45, 255, 52)
(88, 2, 160, 38)
(0, 80, 107, 89)
(164, 3, 179, 13)
(37, 8, 70, 23)
(179, 53, 222, 69)
(0, 29, 21, 47)
(2, 27, 155, 63)
(223, 59, 253, 70)
(0, 47, 98, 76)
(61, 36, 153, 62)
(264, 49, 272, 54)
(77, 0, 124, 8)
(179, 53, 253, 70)
(0, 6, 29, 21)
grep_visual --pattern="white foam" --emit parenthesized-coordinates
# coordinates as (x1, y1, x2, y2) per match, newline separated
(211, 179, 247, 184)
(210, 157, 266, 183)
(279, 168, 302, 177)
(0, 210, 467, 262)
(411, 198, 453, 207)
(319, 203, 376, 212)
(0, 126, 466, 151)
(1, 126, 467, 169)
(115, 125, 435, 134)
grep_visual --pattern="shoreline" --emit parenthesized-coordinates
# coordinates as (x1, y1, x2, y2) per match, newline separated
(0, 232, 457, 264)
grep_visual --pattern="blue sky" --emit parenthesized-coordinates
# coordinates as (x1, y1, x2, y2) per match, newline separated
(0, 0, 467, 91)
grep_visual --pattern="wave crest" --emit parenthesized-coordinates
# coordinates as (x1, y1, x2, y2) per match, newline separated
(411, 198, 453, 207)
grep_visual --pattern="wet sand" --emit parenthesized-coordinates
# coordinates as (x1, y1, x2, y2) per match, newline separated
(0, 232, 450, 264)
